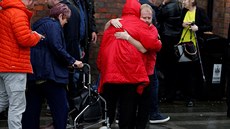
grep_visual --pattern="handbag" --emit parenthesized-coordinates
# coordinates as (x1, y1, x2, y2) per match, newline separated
(174, 28, 198, 62)
(72, 88, 102, 122)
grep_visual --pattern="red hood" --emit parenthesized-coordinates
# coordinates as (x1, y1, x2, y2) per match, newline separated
(0, 0, 33, 19)
(122, 0, 141, 18)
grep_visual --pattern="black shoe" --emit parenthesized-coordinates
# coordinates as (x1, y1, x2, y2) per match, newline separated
(186, 101, 194, 107)
(0, 112, 7, 120)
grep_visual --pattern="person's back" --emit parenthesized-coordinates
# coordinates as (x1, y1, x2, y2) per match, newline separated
(158, 0, 182, 37)
(97, 0, 158, 94)
(62, 0, 81, 60)
(97, 1, 161, 128)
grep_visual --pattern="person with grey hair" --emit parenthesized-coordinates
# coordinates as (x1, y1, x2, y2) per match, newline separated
(179, 0, 212, 107)
(0, 0, 43, 129)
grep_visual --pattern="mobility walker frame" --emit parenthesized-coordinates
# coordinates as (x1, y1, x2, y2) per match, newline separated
(67, 63, 110, 129)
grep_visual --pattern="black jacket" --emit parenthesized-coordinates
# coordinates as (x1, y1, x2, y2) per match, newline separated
(158, 0, 182, 37)
(61, 0, 81, 60)
(72, 0, 97, 49)
(85, 0, 97, 37)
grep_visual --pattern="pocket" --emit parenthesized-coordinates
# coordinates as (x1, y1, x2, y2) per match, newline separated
(9, 73, 26, 92)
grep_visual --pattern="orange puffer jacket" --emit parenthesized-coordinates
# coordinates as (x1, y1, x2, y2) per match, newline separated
(0, 0, 40, 73)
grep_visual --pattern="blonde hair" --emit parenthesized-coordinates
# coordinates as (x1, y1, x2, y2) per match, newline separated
(140, 4, 153, 14)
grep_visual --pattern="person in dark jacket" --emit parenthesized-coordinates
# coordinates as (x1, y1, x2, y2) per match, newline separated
(179, 0, 212, 107)
(61, 0, 81, 60)
(46, 0, 97, 62)
(46, 0, 81, 60)
(21, 3, 83, 129)
(156, 0, 183, 103)
(73, 0, 97, 63)
(60, 0, 83, 118)
(227, 23, 230, 118)
(45, 0, 84, 120)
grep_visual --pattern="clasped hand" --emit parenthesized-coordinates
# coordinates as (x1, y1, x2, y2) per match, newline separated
(114, 31, 130, 40)
(182, 22, 198, 31)
(110, 18, 122, 28)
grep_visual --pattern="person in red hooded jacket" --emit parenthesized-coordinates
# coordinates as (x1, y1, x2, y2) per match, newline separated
(106, 4, 162, 129)
(97, 0, 161, 128)
(0, 0, 44, 129)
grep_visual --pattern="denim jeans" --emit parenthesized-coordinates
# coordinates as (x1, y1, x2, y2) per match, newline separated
(149, 68, 159, 116)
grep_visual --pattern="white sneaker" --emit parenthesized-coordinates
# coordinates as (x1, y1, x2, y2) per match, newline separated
(99, 126, 110, 129)
(115, 119, 119, 124)
(149, 114, 170, 124)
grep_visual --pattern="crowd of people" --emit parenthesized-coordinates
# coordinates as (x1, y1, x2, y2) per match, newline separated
(0, 0, 95, 129)
(0, 0, 218, 129)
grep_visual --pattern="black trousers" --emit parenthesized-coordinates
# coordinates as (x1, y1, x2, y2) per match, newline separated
(226, 68, 230, 116)
(135, 75, 152, 129)
(157, 35, 180, 101)
(103, 84, 138, 129)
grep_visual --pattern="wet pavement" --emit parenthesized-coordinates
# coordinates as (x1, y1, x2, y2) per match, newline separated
(1, 100, 230, 129)
(147, 100, 230, 129)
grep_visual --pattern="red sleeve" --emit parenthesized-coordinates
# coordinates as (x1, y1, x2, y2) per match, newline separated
(139, 25, 162, 52)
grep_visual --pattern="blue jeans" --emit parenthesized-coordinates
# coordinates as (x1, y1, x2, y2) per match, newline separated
(149, 69, 159, 116)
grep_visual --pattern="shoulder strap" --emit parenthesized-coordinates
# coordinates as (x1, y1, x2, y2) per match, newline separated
(179, 28, 190, 43)
(179, 27, 194, 43)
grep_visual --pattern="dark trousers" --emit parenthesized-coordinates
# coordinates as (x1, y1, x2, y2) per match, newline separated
(22, 81, 68, 129)
(67, 70, 82, 110)
(150, 69, 159, 116)
(135, 75, 152, 129)
(226, 69, 230, 116)
(103, 84, 137, 129)
(157, 35, 180, 101)
(177, 61, 200, 101)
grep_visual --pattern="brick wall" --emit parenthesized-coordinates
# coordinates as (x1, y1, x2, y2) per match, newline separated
(31, 0, 229, 38)
(31, 0, 49, 23)
(90, 0, 125, 80)
(212, 0, 230, 37)
(30, 0, 230, 81)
